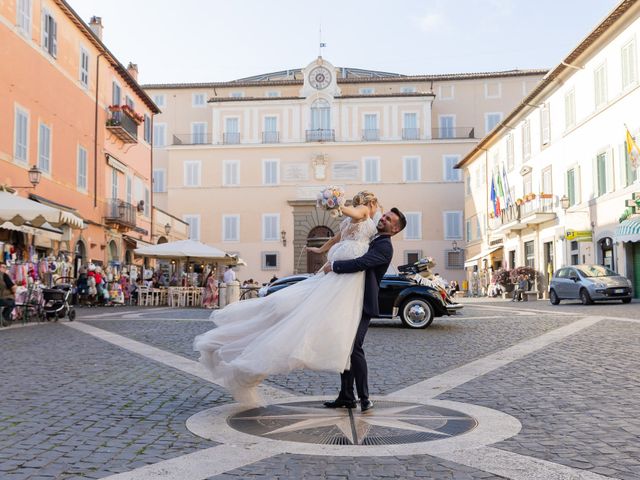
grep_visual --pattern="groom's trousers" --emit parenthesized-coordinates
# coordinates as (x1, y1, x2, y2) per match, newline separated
(339, 312, 371, 402)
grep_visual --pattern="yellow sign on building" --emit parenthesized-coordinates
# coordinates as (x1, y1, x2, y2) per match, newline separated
(565, 230, 592, 241)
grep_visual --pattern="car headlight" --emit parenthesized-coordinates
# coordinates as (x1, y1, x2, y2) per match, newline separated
(627, 278, 633, 287)
(593, 282, 606, 289)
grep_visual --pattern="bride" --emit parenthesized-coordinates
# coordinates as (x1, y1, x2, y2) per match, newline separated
(193, 191, 381, 405)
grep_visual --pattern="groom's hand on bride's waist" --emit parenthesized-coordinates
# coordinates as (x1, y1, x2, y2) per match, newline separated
(322, 262, 333, 274)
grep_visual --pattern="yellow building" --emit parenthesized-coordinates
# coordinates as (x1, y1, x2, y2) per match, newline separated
(145, 58, 545, 283)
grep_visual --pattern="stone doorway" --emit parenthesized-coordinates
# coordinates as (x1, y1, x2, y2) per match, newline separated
(307, 226, 334, 273)
(287, 200, 342, 274)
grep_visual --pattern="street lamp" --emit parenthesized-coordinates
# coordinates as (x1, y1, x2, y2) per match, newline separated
(451, 240, 461, 252)
(560, 194, 570, 211)
(118, 201, 126, 218)
(281, 230, 287, 247)
(164, 223, 171, 235)
(5, 165, 41, 189)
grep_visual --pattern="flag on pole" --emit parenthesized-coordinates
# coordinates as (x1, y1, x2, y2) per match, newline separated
(490, 176, 497, 216)
(626, 127, 640, 169)
(495, 170, 505, 211)
(502, 165, 512, 208)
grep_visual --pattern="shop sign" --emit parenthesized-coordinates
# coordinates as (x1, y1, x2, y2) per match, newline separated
(566, 229, 592, 242)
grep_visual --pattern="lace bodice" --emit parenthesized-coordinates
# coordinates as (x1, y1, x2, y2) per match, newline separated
(328, 218, 377, 263)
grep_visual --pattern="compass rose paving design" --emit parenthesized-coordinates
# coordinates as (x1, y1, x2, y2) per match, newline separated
(227, 400, 477, 446)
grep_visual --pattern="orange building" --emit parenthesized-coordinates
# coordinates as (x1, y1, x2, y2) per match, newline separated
(0, 0, 161, 273)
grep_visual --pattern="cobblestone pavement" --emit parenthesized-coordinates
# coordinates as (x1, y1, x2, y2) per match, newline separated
(1, 302, 639, 479)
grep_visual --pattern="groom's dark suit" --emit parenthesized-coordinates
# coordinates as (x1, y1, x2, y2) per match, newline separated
(332, 233, 393, 403)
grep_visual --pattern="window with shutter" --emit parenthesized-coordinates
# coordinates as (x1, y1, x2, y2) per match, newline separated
(224, 161, 239, 186)
(622, 40, 638, 90)
(38, 123, 51, 173)
(403, 156, 420, 182)
(263, 214, 280, 241)
(153, 123, 166, 147)
(506, 134, 514, 171)
(564, 90, 575, 130)
(17, 0, 32, 34)
(404, 213, 421, 240)
(14, 107, 29, 164)
(152, 169, 166, 193)
(263, 160, 279, 185)
(77, 146, 87, 190)
(444, 211, 462, 240)
(443, 155, 461, 182)
(184, 161, 200, 187)
(540, 103, 550, 146)
(223, 215, 240, 241)
(184, 215, 200, 241)
(594, 64, 607, 108)
(363, 158, 380, 183)
(80, 48, 90, 87)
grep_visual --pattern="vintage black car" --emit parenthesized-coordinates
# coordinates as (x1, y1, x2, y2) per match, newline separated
(259, 267, 462, 329)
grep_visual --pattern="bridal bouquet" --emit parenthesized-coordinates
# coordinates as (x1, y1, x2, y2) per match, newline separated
(317, 186, 345, 216)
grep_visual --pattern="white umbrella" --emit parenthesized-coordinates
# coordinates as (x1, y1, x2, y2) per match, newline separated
(0, 190, 84, 229)
(133, 239, 237, 264)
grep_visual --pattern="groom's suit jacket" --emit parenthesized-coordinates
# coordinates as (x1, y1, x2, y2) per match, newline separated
(332, 234, 393, 318)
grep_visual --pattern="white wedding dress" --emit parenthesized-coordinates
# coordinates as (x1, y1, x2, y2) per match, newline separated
(194, 217, 377, 405)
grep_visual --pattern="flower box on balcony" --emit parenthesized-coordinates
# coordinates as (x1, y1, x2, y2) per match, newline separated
(539, 193, 553, 199)
(524, 193, 537, 202)
(108, 104, 144, 124)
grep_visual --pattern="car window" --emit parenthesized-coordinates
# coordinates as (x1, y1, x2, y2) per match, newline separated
(576, 265, 617, 277)
(556, 268, 568, 278)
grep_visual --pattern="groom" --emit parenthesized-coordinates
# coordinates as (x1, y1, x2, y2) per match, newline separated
(322, 208, 406, 412)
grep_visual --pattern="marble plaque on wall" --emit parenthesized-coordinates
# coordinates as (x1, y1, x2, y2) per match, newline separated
(282, 162, 309, 181)
(332, 161, 359, 181)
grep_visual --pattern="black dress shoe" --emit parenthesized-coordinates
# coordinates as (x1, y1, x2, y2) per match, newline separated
(360, 399, 374, 413)
(323, 398, 357, 409)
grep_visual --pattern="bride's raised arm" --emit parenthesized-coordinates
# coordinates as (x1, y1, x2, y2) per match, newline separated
(339, 204, 370, 222)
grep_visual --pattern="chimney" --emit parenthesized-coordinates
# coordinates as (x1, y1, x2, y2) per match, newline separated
(89, 16, 103, 40)
(127, 62, 139, 81)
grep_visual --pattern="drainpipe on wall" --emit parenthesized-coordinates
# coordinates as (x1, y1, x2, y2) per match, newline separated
(93, 53, 104, 208)
(150, 114, 154, 244)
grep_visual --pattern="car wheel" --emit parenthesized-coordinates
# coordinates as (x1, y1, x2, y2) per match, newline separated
(400, 297, 434, 329)
(621, 297, 632, 304)
(549, 289, 560, 305)
(580, 289, 593, 305)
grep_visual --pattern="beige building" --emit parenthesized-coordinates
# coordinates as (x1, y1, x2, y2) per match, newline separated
(144, 58, 544, 283)
(457, 0, 640, 298)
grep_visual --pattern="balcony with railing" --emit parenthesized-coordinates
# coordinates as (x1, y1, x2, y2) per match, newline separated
(520, 194, 556, 224)
(362, 129, 380, 141)
(488, 204, 525, 233)
(106, 109, 139, 144)
(262, 131, 280, 144)
(402, 128, 420, 140)
(104, 199, 137, 229)
(431, 127, 475, 140)
(172, 133, 212, 145)
(223, 132, 241, 144)
(306, 129, 335, 142)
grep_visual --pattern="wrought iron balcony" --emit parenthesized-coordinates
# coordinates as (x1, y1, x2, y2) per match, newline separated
(402, 128, 420, 140)
(362, 129, 380, 141)
(431, 127, 475, 140)
(488, 204, 523, 232)
(104, 198, 136, 229)
(520, 194, 556, 224)
(223, 132, 241, 144)
(172, 133, 212, 145)
(306, 129, 335, 142)
(106, 111, 138, 143)
(262, 131, 280, 144)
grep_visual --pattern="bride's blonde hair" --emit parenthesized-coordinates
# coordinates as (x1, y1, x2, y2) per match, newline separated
(352, 190, 382, 212)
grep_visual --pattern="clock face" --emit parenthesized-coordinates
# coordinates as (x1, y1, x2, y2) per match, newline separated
(309, 66, 332, 90)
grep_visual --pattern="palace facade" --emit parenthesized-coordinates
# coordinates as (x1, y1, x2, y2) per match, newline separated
(145, 58, 545, 282)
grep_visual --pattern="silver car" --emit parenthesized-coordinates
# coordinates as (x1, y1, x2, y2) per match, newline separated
(549, 264, 633, 305)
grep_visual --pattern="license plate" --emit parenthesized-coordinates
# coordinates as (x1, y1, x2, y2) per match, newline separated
(614, 289, 624, 294)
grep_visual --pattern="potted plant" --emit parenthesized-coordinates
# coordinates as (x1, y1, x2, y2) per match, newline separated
(515, 198, 523, 206)
(492, 268, 512, 292)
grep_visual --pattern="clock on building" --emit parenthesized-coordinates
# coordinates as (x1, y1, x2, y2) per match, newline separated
(309, 66, 332, 90)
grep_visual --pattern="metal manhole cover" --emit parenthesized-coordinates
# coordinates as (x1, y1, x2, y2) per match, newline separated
(228, 400, 477, 446)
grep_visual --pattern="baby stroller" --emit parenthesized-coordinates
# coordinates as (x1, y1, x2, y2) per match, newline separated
(42, 277, 76, 321)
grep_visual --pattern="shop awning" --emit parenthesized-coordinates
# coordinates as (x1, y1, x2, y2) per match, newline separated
(0, 221, 63, 241)
(28, 194, 84, 229)
(0, 191, 83, 229)
(615, 217, 640, 243)
(464, 245, 502, 268)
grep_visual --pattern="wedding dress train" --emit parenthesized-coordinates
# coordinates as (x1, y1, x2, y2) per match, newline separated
(193, 217, 377, 405)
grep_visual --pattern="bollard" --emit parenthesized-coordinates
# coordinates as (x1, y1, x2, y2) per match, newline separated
(227, 280, 240, 305)
(218, 283, 227, 308)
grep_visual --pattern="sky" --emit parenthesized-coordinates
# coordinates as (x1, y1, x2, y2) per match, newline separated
(68, 0, 621, 85)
